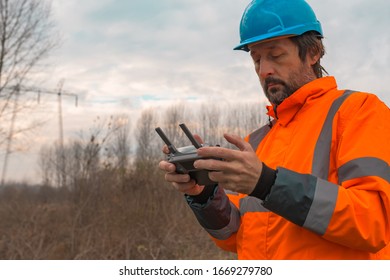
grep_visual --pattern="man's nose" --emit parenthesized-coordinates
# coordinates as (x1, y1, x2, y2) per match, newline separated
(258, 60, 275, 80)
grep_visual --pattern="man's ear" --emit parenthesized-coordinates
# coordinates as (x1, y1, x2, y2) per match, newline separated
(308, 52, 321, 66)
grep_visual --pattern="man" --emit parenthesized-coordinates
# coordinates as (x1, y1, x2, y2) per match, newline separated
(158, 0, 390, 259)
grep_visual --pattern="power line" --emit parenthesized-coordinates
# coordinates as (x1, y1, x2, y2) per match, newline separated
(0, 84, 79, 187)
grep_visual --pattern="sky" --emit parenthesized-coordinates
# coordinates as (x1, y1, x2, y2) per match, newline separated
(2, 0, 390, 183)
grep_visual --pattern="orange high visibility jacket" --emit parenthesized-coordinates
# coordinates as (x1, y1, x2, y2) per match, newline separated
(187, 77, 390, 259)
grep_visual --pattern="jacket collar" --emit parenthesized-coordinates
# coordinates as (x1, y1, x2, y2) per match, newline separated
(267, 76, 338, 126)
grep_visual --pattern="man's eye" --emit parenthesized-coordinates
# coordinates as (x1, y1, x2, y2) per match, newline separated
(270, 53, 282, 59)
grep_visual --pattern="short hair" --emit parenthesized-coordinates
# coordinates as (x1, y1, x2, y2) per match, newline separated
(290, 31, 328, 78)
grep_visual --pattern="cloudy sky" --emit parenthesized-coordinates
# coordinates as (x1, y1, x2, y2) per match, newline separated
(3, 0, 390, 183)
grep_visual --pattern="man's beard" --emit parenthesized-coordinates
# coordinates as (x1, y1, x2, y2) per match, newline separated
(262, 64, 315, 105)
(264, 77, 296, 105)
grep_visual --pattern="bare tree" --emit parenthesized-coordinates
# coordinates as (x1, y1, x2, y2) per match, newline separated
(0, 0, 57, 91)
(107, 114, 132, 170)
(0, 0, 58, 184)
(135, 108, 159, 168)
(199, 103, 223, 145)
(38, 115, 125, 188)
(103, 114, 132, 188)
(38, 144, 54, 186)
(163, 103, 189, 147)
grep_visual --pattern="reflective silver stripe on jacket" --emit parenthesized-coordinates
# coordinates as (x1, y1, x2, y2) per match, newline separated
(302, 178, 339, 234)
(207, 192, 269, 238)
(338, 157, 390, 184)
(312, 90, 356, 180)
(239, 196, 269, 214)
(248, 123, 274, 151)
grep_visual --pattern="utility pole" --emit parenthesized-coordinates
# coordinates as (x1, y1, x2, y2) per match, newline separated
(0, 83, 79, 187)
(1, 85, 20, 187)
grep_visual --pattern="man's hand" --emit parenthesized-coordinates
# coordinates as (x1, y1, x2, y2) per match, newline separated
(158, 134, 205, 196)
(194, 133, 262, 194)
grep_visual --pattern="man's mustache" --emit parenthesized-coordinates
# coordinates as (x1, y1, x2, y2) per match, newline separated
(265, 77, 287, 90)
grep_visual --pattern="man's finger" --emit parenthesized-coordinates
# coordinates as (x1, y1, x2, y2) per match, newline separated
(193, 134, 204, 145)
(158, 160, 176, 173)
(224, 133, 253, 152)
(194, 158, 234, 171)
(162, 144, 170, 154)
(165, 173, 191, 183)
(197, 146, 241, 161)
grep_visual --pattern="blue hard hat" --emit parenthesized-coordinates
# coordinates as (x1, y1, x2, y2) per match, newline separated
(234, 0, 323, 51)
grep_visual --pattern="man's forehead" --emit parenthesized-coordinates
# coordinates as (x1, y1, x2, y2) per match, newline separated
(248, 36, 293, 53)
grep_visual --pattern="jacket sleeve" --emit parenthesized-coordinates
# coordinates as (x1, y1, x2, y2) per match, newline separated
(186, 186, 241, 253)
(262, 93, 390, 253)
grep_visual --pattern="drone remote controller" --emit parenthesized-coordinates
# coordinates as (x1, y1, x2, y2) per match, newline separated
(155, 123, 218, 186)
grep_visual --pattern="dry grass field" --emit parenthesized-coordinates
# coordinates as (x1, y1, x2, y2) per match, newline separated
(0, 174, 235, 260)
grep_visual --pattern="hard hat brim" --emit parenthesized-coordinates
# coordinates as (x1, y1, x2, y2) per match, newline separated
(234, 22, 323, 52)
